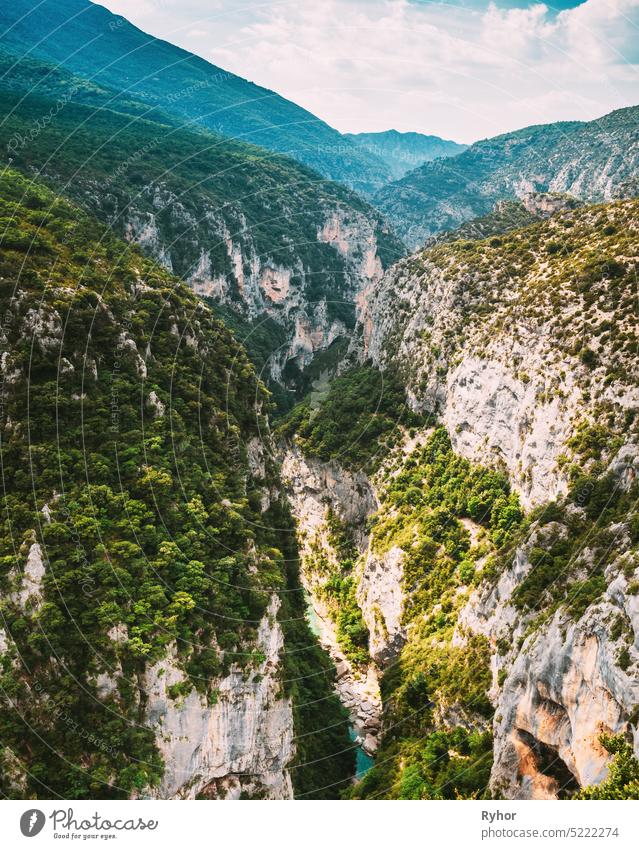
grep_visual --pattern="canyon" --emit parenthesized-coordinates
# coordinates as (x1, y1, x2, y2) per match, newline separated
(0, 0, 638, 802)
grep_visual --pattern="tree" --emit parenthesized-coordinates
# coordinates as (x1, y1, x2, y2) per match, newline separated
(576, 735, 639, 799)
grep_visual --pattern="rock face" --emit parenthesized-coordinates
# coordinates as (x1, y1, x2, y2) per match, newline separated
(0, 170, 312, 801)
(10, 542, 46, 608)
(373, 104, 639, 248)
(360, 197, 639, 508)
(455, 474, 639, 799)
(358, 545, 405, 666)
(280, 446, 407, 753)
(491, 607, 638, 799)
(0, 55, 405, 384)
(144, 596, 294, 800)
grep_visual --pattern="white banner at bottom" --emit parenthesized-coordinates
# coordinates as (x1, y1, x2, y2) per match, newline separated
(0, 799, 637, 848)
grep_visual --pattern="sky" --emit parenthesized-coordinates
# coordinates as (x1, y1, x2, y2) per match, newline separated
(99, 0, 639, 143)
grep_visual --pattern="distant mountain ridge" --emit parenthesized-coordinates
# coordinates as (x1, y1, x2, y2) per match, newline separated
(0, 47, 403, 401)
(373, 106, 639, 248)
(346, 129, 467, 180)
(0, 0, 392, 194)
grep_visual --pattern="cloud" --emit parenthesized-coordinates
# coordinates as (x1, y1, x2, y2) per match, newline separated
(100, 0, 639, 141)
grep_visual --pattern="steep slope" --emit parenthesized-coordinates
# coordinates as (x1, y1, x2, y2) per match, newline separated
(346, 130, 467, 180)
(279, 199, 639, 800)
(374, 107, 639, 248)
(0, 0, 391, 194)
(361, 198, 639, 506)
(0, 53, 404, 395)
(0, 169, 354, 799)
(428, 194, 582, 247)
(350, 198, 639, 798)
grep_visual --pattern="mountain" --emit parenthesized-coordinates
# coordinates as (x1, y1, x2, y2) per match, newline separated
(373, 106, 639, 248)
(0, 0, 391, 194)
(346, 129, 467, 180)
(279, 196, 639, 800)
(0, 48, 404, 404)
(426, 193, 583, 246)
(0, 167, 354, 799)
(2, 0, 639, 805)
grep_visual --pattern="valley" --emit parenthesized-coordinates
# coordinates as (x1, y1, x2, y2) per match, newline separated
(0, 0, 638, 804)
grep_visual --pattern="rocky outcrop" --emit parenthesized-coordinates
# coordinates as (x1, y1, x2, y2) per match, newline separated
(360, 195, 639, 797)
(281, 445, 412, 752)
(280, 446, 376, 548)
(360, 197, 639, 508)
(456, 473, 639, 799)
(144, 596, 294, 800)
(521, 192, 582, 219)
(305, 590, 382, 756)
(10, 542, 46, 608)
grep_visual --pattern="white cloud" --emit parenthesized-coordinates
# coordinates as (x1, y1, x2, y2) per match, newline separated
(99, 0, 639, 141)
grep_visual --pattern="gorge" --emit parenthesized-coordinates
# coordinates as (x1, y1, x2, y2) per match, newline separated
(0, 0, 638, 804)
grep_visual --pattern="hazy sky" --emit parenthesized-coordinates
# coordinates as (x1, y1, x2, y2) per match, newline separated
(99, 0, 639, 143)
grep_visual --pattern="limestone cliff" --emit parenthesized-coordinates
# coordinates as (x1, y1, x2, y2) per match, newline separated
(360, 197, 639, 507)
(281, 447, 381, 753)
(280, 446, 409, 754)
(346, 197, 639, 798)
(144, 596, 294, 800)
(455, 445, 639, 798)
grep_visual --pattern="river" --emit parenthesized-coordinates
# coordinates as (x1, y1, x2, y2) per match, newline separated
(303, 590, 374, 781)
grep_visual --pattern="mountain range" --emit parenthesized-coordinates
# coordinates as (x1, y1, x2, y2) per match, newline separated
(373, 107, 639, 248)
(1, 0, 638, 804)
(346, 129, 467, 180)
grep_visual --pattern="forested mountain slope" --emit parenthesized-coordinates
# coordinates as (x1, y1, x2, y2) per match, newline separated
(2, 2, 639, 803)
(0, 51, 404, 398)
(0, 168, 354, 799)
(0, 0, 391, 194)
(280, 197, 639, 799)
(374, 107, 639, 248)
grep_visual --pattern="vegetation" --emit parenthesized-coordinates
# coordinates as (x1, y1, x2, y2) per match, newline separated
(350, 428, 523, 798)
(0, 78, 403, 292)
(576, 736, 639, 800)
(374, 104, 639, 247)
(0, 168, 352, 798)
(350, 725, 493, 800)
(279, 365, 420, 472)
